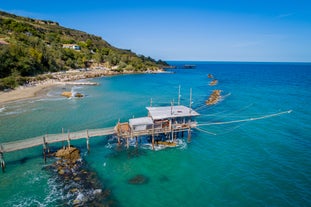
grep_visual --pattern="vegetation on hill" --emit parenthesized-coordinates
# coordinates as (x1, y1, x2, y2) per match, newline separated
(0, 11, 169, 89)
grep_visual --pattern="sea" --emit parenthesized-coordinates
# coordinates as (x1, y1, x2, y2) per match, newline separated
(0, 61, 310, 207)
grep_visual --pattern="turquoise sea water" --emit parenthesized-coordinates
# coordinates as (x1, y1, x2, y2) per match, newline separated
(0, 62, 310, 206)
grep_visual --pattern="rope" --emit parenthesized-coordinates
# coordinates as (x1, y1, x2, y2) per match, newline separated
(194, 127, 217, 135)
(197, 110, 292, 126)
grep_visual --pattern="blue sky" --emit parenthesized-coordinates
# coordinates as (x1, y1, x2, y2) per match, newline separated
(1, 0, 311, 62)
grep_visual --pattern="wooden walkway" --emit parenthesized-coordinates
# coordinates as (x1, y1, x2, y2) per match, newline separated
(0, 127, 115, 153)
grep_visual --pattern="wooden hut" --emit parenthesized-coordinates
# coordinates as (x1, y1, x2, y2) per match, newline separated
(115, 105, 199, 149)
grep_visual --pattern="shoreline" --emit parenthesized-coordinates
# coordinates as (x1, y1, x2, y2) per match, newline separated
(0, 68, 167, 105)
(0, 80, 61, 105)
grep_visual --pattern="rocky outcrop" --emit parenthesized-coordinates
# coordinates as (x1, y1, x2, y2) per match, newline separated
(61, 91, 72, 98)
(44, 146, 118, 206)
(209, 79, 218, 86)
(74, 93, 84, 98)
(55, 147, 80, 161)
(206, 90, 221, 105)
(61, 91, 84, 98)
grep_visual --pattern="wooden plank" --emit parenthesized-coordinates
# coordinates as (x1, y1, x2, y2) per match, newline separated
(1, 127, 115, 153)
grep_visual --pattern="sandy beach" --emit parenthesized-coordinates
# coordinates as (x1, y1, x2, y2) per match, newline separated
(0, 80, 60, 105)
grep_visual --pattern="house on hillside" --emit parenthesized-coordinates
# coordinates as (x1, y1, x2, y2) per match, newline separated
(62, 44, 81, 50)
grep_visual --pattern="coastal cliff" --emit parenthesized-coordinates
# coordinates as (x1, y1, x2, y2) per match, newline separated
(0, 11, 169, 90)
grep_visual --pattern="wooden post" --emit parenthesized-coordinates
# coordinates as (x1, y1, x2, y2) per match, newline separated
(170, 119, 174, 142)
(187, 127, 191, 143)
(42, 136, 47, 163)
(171, 125, 174, 142)
(86, 130, 90, 153)
(67, 130, 71, 149)
(135, 137, 138, 147)
(62, 128, 65, 149)
(46, 134, 50, 153)
(152, 125, 155, 150)
(126, 130, 133, 149)
(0, 145, 5, 173)
(117, 119, 121, 146)
(117, 136, 121, 145)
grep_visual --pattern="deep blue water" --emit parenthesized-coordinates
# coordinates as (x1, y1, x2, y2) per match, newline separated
(0, 61, 310, 206)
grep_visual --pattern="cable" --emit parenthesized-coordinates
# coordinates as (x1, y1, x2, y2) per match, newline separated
(194, 127, 217, 135)
(197, 110, 292, 126)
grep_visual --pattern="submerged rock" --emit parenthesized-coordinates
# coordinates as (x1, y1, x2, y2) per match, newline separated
(128, 174, 149, 185)
(159, 175, 170, 182)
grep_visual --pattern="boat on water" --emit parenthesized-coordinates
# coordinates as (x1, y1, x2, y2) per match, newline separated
(156, 141, 177, 147)
(182, 64, 196, 69)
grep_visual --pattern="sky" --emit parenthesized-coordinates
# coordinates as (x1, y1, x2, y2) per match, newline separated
(1, 0, 311, 62)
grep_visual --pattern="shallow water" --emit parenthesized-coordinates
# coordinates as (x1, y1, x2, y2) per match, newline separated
(0, 62, 310, 206)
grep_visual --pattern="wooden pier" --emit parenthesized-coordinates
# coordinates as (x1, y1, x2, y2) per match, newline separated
(0, 127, 115, 172)
(1, 127, 115, 153)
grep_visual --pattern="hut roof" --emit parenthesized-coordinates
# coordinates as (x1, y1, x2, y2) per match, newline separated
(146, 105, 199, 120)
(129, 117, 153, 127)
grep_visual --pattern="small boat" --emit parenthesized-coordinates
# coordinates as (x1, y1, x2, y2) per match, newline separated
(182, 65, 196, 69)
(157, 141, 177, 147)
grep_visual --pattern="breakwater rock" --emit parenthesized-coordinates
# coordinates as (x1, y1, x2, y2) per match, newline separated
(206, 90, 221, 105)
(55, 147, 80, 161)
(209, 79, 218, 86)
(61, 91, 84, 98)
(45, 147, 118, 206)
(61, 91, 72, 98)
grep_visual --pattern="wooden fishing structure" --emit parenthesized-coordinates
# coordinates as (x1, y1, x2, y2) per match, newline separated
(0, 127, 114, 172)
(115, 87, 199, 149)
(0, 82, 291, 173)
(116, 105, 199, 150)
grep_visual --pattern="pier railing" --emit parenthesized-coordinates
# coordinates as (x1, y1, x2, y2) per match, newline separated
(1, 127, 115, 153)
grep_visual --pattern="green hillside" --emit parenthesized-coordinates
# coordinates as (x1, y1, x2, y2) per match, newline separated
(0, 11, 168, 89)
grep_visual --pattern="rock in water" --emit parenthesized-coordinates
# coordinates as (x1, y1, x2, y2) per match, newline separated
(61, 91, 72, 98)
(93, 189, 102, 195)
(55, 147, 80, 161)
(209, 79, 218, 86)
(46, 146, 118, 206)
(206, 90, 221, 105)
(74, 92, 84, 98)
